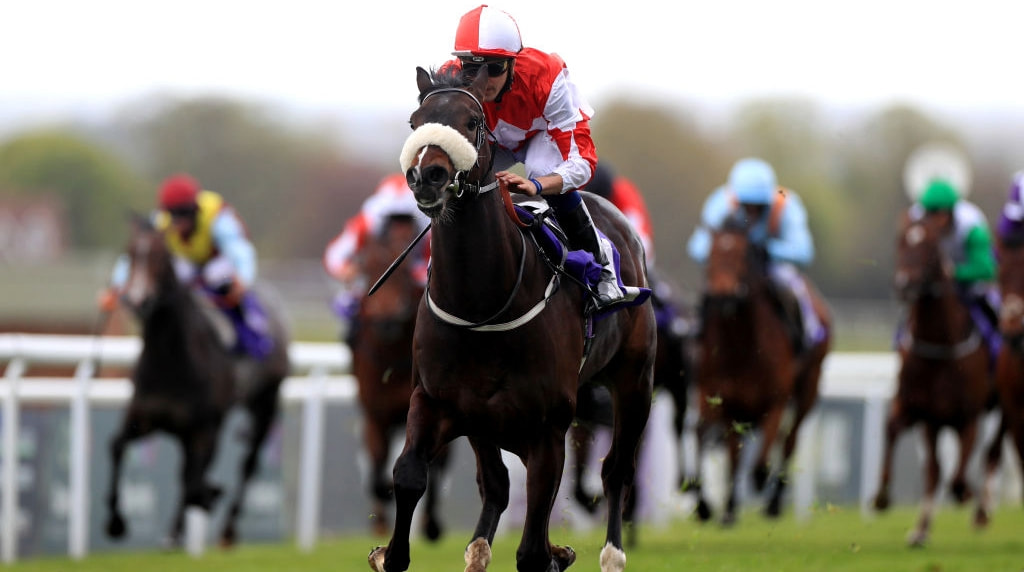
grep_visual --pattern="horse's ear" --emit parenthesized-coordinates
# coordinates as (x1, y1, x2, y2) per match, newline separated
(416, 66, 433, 97)
(126, 209, 152, 231)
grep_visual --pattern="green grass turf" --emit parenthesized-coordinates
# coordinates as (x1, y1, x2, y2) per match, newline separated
(9, 504, 1024, 571)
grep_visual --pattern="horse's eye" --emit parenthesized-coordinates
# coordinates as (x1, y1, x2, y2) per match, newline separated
(467, 118, 479, 132)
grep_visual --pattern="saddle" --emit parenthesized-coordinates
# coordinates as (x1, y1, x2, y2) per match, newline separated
(512, 201, 651, 316)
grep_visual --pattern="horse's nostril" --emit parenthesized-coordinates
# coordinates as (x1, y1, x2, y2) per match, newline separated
(424, 165, 449, 187)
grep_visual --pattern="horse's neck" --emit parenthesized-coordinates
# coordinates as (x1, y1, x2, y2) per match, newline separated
(427, 191, 531, 315)
(909, 287, 972, 342)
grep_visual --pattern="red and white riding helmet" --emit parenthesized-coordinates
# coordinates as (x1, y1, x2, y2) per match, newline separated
(452, 5, 522, 60)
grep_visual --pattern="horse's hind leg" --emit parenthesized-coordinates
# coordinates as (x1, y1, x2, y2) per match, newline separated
(369, 386, 448, 572)
(105, 407, 152, 540)
(463, 438, 510, 572)
(908, 425, 941, 547)
(975, 413, 1005, 529)
(569, 422, 603, 514)
(598, 378, 653, 571)
(364, 415, 394, 537)
(688, 402, 714, 522)
(220, 387, 280, 547)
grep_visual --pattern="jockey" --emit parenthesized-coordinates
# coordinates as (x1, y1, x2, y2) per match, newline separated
(445, 4, 634, 311)
(996, 170, 1024, 245)
(99, 173, 272, 358)
(323, 173, 430, 335)
(911, 177, 1000, 339)
(687, 157, 825, 353)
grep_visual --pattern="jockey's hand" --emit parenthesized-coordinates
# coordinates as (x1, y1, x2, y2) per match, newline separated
(97, 287, 119, 313)
(216, 279, 246, 309)
(335, 263, 359, 285)
(496, 171, 541, 197)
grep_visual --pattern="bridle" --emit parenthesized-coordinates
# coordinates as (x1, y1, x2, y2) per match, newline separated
(417, 87, 499, 198)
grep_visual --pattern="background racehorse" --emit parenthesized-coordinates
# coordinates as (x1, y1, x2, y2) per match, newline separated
(352, 214, 449, 540)
(105, 214, 291, 548)
(569, 270, 695, 545)
(367, 66, 656, 572)
(994, 233, 1024, 503)
(873, 210, 1001, 546)
(690, 215, 831, 526)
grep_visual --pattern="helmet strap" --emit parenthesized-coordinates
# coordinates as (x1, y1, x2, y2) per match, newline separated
(493, 60, 515, 103)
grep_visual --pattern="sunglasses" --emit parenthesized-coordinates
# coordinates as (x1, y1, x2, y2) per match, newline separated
(167, 206, 197, 218)
(460, 58, 510, 78)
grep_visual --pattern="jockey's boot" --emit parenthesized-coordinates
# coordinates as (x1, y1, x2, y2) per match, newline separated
(560, 200, 626, 311)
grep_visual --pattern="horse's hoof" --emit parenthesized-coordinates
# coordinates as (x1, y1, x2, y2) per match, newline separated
(465, 538, 492, 572)
(423, 518, 443, 542)
(598, 543, 623, 572)
(753, 465, 770, 492)
(873, 493, 890, 512)
(371, 517, 389, 538)
(106, 515, 127, 539)
(695, 499, 713, 522)
(764, 498, 782, 518)
(574, 489, 602, 514)
(906, 530, 927, 548)
(950, 480, 970, 504)
(973, 507, 991, 529)
(219, 526, 237, 549)
(367, 546, 387, 572)
(721, 512, 737, 528)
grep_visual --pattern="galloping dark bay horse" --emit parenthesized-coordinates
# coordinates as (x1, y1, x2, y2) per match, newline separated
(690, 215, 831, 526)
(367, 66, 656, 572)
(352, 215, 448, 540)
(996, 233, 1024, 501)
(105, 214, 290, 548)
(872, 210, 1002, 546)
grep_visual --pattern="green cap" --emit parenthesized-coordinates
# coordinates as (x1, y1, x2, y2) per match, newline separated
(919, 179, 959, 210)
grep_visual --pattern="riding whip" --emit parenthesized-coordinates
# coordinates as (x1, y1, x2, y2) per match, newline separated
(367, 222, 431, 296)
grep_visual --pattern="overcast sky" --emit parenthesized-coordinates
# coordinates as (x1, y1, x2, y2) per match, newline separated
(4, 0, 1023, 130)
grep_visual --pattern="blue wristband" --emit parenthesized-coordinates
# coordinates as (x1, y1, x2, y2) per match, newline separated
(529, 178, 543, 195)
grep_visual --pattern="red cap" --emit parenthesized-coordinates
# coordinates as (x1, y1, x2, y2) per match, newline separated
(158, 174, 200, 209)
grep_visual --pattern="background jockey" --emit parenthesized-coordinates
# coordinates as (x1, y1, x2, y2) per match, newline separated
(911, 177, 1000, 344)
(442, 4, 639, 311)
(687, 157, 825, 353)
(996, 170, 1024, 245)
(99, 173, 273, 358)
(323, 173, 430, 337)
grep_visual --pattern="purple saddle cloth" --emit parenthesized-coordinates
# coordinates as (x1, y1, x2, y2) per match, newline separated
(513, 202, 651, 315)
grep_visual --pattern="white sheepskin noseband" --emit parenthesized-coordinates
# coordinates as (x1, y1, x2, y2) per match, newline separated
(400, 123, 478, 174)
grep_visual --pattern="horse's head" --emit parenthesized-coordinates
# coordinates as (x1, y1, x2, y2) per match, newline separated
(401, 65, 495, 221)
(894, 211, 952, 302)
(998, 237, 1024, 348)
(704, 214, 765, 304)
(120, 211, 179, 319)
(359, 215, 423, 325)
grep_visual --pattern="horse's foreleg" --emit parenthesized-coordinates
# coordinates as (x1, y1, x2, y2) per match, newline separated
(462, 438, 509, 572)
(975, 413, 1006, 529)
(106, 410, 148, 540)
(753, 404, 785, 495)
(423, 443, 451, 542)
(363, 415, 393, 536)
(767, 373, 820, 518)
(908, 425, 941, 547)
(689, 403, 714, 522)
(517, 433, 572, 572)
(721, 430, 742, 527)
(220, 390, 280, 548)
(949, 417, 979, 505)
(872, 402, 907, 512)
(369, 387, 446, 572)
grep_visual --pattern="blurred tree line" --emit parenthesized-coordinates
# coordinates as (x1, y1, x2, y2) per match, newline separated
(2, 93, 1021, 302)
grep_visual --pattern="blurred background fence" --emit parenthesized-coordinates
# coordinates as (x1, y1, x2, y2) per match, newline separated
(1, 332, 1020, 563)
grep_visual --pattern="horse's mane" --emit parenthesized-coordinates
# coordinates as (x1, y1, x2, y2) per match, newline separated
(417, 65, 466, 102)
